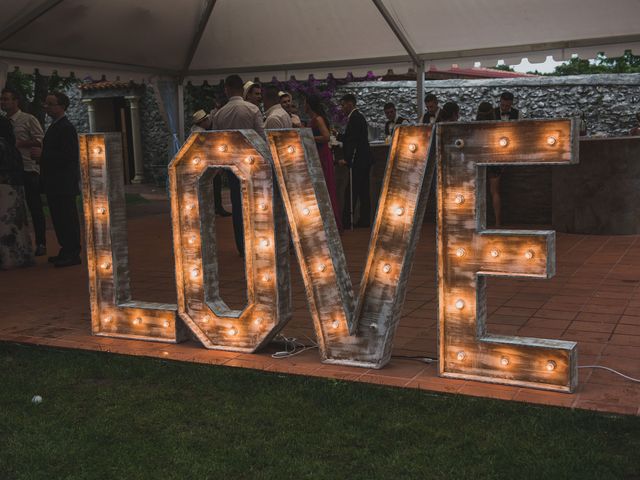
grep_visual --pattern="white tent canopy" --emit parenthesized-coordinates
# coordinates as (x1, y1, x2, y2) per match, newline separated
(1, 0, 639, 83)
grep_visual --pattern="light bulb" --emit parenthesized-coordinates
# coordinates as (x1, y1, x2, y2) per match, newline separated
(455, 248, 466, 257)
(287, 145, 295, 154)
(454, 194, 465, 205)
(547, 136, 557, 146)
(525, 250, 534, 260)
(191, 267, 200, 278)
(188, 234, 197, 245)
(408, 143, 417, 153)
(218, 144, 227, 152)
(455, 299, 465, 310)
(500, 356, 510, 366)
(185, 203, 195, 213)
(490, 249, 500, 258)
(202, 315, 210, 323)
(262, 273, 271, 282)
(302, 207, 311, 216)
(454, 139, 464, 149)
(258, 203, 267, 211)
(97, 207, 106, 215)
(331, 319, 340, 329)
(254, 317, 263, 326)
(228, 326, 238, 336)
(163, 320, 170, 328)
(395, 207, 405, 216)
(457, 351, 466, 361)
(244, 156, 254, 165)
(101, 261, 111, 270)
(382, 264, 392, 273)
(318, 263, 327, 272)
(498, 137, 509, 147)
(546, 360, 556, 371)
(133, 317, 142, 325)
(93, 147, 102, 154)
(104, 315, 112, 324)
(192, 156, 201, 165)
(369, 323, 378, 330)
(260, 238, 270, 248)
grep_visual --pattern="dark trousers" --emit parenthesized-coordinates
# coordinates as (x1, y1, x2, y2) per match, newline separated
(213, 173, 224, 212)
(227, 172, 244, 255)
(47, 193, 81, 258)
(342, 165, 371, 227)
(23, 172, 46, 246)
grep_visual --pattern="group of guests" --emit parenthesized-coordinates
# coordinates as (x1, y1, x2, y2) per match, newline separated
(384, 91, 521, 226)
(190, 75, 370, 257)
(0, 88, 81, 270)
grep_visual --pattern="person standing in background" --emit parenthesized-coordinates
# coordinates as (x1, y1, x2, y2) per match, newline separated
(494, 91, 521, 121)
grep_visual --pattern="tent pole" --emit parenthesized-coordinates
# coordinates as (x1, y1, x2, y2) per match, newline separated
(417, 61, 425, 122)
(177, 81, 185, 144)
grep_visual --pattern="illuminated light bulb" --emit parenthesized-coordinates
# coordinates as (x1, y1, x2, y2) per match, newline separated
(244, 155, 254, 165)
(218, 144, 227, 152)
(455, 299, 465, 310)
(104, 315, 113, 324)
(191, 267, 200, 278)
(369, 323, 378, 330)
(228, 326, 238, 336)
(97, 207, 106, 215)
(163, 320, 170, 328)
(185, 203, 195, 213)
(382, 263, 392, 273)
(188, 234, 197, 245)
(331, 319, 340, 329)
(546, 136, 557, 146)
(262, 273, 271, 282)
(498, 137, 509, 147)
(202, 315, 210, 323)
(318, 263, 327, 272)
(490, 249, 500, 258)
(454, 139, 464, 149)
(500, 356, 510, 366)
(546, 360, 557, 371)
(454, 194, 465, 205)
(524, 250, 535, 260)
(302, 207, 311, 216)
(258, 203, 267, 211)
(162, 351, 169, 356)
(101, 261, 111, 270)
(260, 238, 270, 248)
(133, 317, 142, 325)
(395, 207, 405, 216)
(455, 248, 466, 257)
(192, 156, 201, 165)
(93, 147, 102, 154)
(254, 317, 263, 326)
(408, 143, 417, 153)
(457, 351, 466, 361)
(287, 145, 296, 154)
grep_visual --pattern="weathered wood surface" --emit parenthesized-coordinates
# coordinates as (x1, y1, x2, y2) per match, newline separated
(436, 119, 578, 392)
(79, 133, 186, 343)
(268, 126, 435, 368)
(168, 130, 291, 352)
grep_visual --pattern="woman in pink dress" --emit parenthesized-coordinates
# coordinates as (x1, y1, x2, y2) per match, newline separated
(304, 95, 342, 231)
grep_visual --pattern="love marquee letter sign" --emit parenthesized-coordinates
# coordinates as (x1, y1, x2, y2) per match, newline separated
(80, 118, 578, 392)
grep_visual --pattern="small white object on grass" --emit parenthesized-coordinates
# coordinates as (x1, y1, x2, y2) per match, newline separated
(31, 395, 43, 404)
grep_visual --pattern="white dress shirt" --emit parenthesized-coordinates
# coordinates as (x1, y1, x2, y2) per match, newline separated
(211, 96, 265, 139)
(8, 110, 44, 173)
(264, 104, 293, 129)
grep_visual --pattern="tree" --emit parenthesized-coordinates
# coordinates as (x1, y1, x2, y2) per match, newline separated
(549, 50, 640, 76)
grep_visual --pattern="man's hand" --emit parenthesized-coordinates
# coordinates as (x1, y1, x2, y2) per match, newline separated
(338, 159, 348, 167)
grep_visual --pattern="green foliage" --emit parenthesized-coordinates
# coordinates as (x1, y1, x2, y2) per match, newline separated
(491, 64, 516, 72)
(1, 343, 639, 479)
(549, 50, 640, 76)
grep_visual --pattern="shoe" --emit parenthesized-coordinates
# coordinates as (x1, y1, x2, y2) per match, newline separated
(48, 255, 60, 263)
(54, 256, 82, 268)
(34, 244, 47, 256)
(216, 209, 232, 217)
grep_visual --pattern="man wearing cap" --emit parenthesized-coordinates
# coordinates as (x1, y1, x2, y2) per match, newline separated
(243, 81, 262, 108)
(190, 110, 231, 217)
(211, 75, 265, 256)
(278, 91, 302, 127)
(264, 86, 292, 129)
(494, 91, 521, 121)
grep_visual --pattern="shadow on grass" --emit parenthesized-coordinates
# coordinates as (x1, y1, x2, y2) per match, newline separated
(0, 342, 638, 480)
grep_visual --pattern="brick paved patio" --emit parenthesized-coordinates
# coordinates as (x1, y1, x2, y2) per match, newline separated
(1, 188, 639, 416)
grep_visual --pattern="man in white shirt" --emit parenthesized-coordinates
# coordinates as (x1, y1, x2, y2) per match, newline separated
(1, 87, 46, 256)
(243, 81, 262, 108)
(278, 92, 302, 127)
(211, 75, 266, 256)
(264, 86, 292, 129)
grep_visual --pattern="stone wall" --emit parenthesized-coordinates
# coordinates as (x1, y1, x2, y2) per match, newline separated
(333, 74, 640, 140)
(139, 86, 172, 186)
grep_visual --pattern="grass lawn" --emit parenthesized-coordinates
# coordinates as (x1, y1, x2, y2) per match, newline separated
(0, 342, 638, 480)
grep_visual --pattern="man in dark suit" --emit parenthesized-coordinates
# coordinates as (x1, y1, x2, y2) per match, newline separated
(40, 92, 81, 268)
(494, 91, 521, 121)
(383, 102, 406, 137)
(336, 93, 373, 228)
(421, 93, 440, 124)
